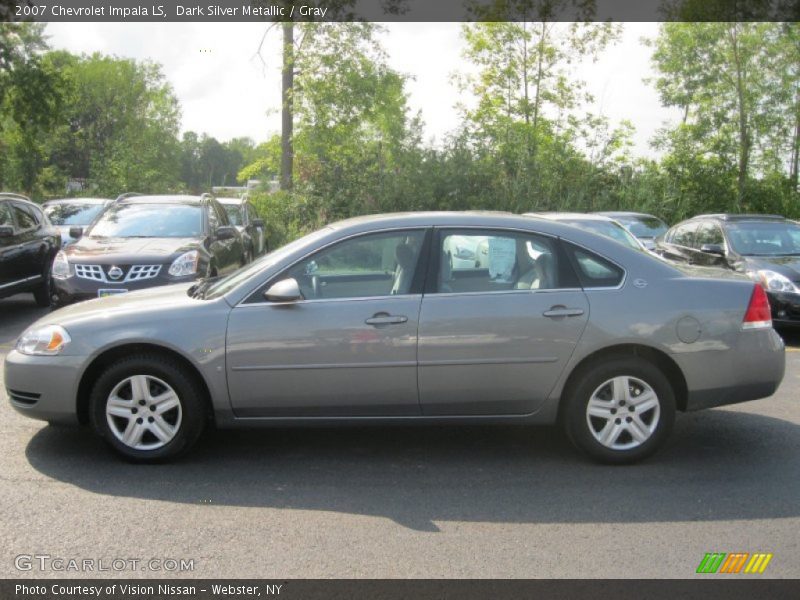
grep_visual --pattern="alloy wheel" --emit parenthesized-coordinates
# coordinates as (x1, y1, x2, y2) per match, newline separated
(105, 375, 182, 451)
(585, 375, 661, 451)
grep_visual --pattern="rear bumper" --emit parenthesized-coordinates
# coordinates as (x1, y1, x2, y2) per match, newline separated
(675, 327, 785, 411)
(4, 350, 84, 425)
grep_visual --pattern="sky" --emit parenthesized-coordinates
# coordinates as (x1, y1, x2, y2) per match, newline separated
(45, 22, 679, 159)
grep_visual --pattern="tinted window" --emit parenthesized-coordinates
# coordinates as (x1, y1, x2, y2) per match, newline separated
(89, 203, 203, 238)
(695, 222, 725, 247)
(616, 216, 668, 238)
(223, 204, 242, 226)
(12, 203, 38, 230)
(44, 202, 105, 226)
(212, 201, 230, 226)
(436, 230, 570, 294)
(0, 202, 13, 227)
(564, 243, 624, 288)
(669, 223, 698, 247)
(287, 230, 426, 300)
(726, 221, 800, 256)
(247, 204, 259, 223)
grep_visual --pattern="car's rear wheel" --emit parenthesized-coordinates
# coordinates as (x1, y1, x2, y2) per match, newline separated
(563, 356, 675, 464)
(90, 355, 206, 462)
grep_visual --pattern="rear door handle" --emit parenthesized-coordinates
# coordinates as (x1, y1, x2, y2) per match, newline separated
(543, 307, 585, 318)
(365, 314, 408, 326)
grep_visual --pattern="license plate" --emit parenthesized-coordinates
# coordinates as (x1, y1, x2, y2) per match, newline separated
(98, 289, 128, 298)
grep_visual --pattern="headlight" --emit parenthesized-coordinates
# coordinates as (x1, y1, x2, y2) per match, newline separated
(17, 325, 71, 356)
(51, 251, 71, 280)
(168, 250, 200, 277)
(747, 269, 800, 293)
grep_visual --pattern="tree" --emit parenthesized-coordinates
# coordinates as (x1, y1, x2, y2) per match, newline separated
(3, 50, 182, 196)
(457, 19, 620, 210)
(650, 23, 790, 210)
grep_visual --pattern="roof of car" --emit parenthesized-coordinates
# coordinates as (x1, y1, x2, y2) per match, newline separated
(117, 194, 208, 206)
(596, 211, 663, 220)
(523, 212, 617, 223)
(0, 192, 33, 203)
(689, 213, 787, 222)
(215, 197, 246, 206)
(42, 197, 110, 205)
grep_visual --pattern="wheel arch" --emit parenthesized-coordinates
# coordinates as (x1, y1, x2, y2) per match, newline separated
(558, 343, 688, 422)
(76, 343, 214, 426)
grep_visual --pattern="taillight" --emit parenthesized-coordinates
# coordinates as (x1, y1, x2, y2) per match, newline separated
(742, 284, 772, 330)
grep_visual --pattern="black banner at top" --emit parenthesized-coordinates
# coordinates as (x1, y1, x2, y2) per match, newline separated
(1, 0, 799, 22)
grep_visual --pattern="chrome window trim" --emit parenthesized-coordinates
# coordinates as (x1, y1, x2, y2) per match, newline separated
(236, 293, 423, 308)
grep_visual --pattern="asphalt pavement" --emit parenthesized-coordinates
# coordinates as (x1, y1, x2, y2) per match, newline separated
(1, 293, 799, 578)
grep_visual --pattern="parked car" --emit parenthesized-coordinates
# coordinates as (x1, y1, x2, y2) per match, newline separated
(654, 213, 800, 326)
(216, 195, 267, 261)
(523, 212, 646, 251)
(51, 194, 245, 304)
(595, 211, 669, 251)
(0, 193, 61, 307)
(6, 212, 784, 464)
(42, 197, 112, 247)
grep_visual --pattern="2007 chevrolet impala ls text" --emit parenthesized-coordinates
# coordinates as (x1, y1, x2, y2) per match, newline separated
(4, 212, 785, 463)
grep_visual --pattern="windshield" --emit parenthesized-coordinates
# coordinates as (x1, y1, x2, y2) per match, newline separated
(223, 204, 242, 226)
(202, 227, 333, 299)
(561, 219, 642, 251)
(44, 202, 106, 226)
(726, 221, 800, 256)
(89, 203, 202, 238)
(615, 216, 668, 238)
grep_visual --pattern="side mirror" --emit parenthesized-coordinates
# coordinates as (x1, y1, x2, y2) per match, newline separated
(68, 226, 83, 239)
(0, 225, 14, 238)
(252, 218, 265, 228)
(264, 278, 303, 303)
(700, 243, 725, 256)
(215, 225, 237, 240)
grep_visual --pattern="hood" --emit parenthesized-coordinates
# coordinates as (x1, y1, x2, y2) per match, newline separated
(743, 255, 800, 279)
(36, 282, 202, 329)
(63, 236, 201, 263)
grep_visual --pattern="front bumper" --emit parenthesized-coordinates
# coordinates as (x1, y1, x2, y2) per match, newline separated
(767, 290, 800, 326)
(4, 350, 86, 425)
(53, 271, 197, 304)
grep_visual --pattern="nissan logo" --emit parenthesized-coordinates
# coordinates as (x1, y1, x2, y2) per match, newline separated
(108, 266, 123, 280)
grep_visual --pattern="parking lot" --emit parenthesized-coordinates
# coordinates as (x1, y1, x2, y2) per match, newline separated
(1, 293, 799, 579)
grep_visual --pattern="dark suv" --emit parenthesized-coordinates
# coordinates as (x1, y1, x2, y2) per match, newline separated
(217, 195, 267, 262)
(52, 194, 245, 304)
(0, 193, 61, 307)
(655, 213, 800, 325)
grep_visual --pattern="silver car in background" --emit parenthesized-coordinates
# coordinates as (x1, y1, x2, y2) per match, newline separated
(4, 212, 785, 464)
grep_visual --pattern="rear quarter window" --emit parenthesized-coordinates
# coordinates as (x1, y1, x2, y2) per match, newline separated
(564, 243, 625, 288)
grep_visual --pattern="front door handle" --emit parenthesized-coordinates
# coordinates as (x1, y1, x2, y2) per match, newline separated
(365, 313, 408, 326)
(543, 306, 585, 318)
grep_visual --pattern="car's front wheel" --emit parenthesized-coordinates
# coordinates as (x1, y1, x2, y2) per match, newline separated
(90, 355, 206, 462)
(563, 356, 676, 464)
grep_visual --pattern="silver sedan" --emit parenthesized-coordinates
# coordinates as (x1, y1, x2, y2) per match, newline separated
(4, 212, 785, 463)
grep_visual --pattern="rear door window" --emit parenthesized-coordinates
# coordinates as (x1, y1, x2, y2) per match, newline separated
(563, 243, 625, 289)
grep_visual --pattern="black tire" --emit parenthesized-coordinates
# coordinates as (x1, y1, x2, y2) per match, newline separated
(89, 354, 207, 462)
(562, 356, 676, 465)
(32, 266, 53, 308)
